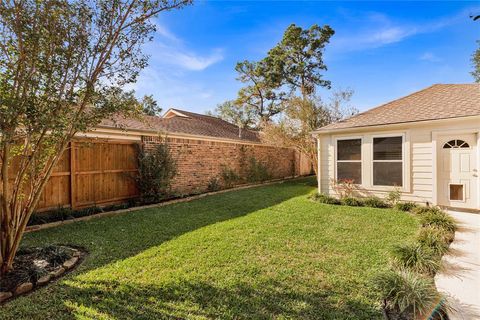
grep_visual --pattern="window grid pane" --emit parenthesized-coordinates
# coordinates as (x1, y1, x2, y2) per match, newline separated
(337, 139, 361, 160)
(336, 139, 362, 184)
(337, 162, 362, 184)
(373, 162, 402, 186)
(373, 136, 403, 187)
(373, 137, 402, 160)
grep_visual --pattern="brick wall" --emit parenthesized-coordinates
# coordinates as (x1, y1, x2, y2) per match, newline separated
(142, 136, 301, 195)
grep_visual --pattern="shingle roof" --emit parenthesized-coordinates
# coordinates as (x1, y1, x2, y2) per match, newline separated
(317, 84, 480, 131)
(99, 108, 261, 143)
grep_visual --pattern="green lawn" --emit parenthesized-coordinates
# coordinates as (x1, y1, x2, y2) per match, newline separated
(0, 177, 418, 320)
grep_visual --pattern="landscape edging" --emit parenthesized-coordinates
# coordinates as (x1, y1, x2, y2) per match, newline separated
(26, 175, 311, 233)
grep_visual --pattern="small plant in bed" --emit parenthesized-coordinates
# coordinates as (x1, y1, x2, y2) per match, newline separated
(207, 176, 222, 192)
(390, 242, 442, 276)
(341, 197, 364, 207)
(363, 196, 390, 208)
(309, 192, 341, 205)
(0, 245, 80, 294)
(28, 203, 131, 226)
(394, 202, 418, 212)
(374, 268, 440, 320)
(420, 210, 457, 234)
(416, 227, 451, 256)
(386, 187, 401, 206)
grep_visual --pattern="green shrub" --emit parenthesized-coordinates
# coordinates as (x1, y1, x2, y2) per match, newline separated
(420, 210, 457, 233)
(363, 196, 390, 208)
(220, 166, 241, 188)
(341, 197, 364, 207)
(135, 139, 177, 203)
(245, 157, 271, 183)
(394, 202, 418, 212)
(13, 263, 49, 285)
(412, 206, 442, 216)
(387, 187, 401, 206)
(309, 193, 341, 205)
(417, 227, 451, 256)
(391, 242, 441, 276)
(207, 176, 221, 192)
(40, 245, 72, 267)
(373, 268, 439, 319)
(28, 204, 132, 226)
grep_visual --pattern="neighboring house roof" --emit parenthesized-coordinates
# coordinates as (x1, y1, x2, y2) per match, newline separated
(316, 84, 480, 132)
(99, 108, 261, 143)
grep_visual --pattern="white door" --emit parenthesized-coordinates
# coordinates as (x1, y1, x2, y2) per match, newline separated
(438, 134, 478, 209)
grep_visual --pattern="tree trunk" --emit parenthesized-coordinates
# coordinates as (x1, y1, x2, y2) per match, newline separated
(0, 143, 13, 275)
(0, 139, 69, 278)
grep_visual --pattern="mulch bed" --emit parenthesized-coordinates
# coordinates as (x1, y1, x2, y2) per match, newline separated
(0, 245, 85, 303)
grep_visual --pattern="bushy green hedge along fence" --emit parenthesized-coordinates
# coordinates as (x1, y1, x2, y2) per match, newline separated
(309, 191, 457, 320)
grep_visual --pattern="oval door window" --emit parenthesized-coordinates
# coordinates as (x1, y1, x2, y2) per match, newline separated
(443, 140, 470, 149)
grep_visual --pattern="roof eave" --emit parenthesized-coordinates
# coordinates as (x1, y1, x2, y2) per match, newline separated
(312, 114, 480, 136)
(94, 125, 262, 144)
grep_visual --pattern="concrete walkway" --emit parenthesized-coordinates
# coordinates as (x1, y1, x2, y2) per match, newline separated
(435, 211, 480, 320)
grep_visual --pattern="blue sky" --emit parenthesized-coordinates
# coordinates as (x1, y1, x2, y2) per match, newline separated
(129, 1, 480, 114)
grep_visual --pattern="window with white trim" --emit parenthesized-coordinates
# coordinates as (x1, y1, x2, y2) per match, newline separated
(373, 136, 403, 186)
(337, 139, 362, 184)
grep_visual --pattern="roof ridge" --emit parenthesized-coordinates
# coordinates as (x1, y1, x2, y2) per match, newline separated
(170, 108, 250, 130)
(174, 108, 225, 121)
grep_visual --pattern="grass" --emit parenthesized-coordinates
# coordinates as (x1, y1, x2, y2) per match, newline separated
(0, 177, 419, 320)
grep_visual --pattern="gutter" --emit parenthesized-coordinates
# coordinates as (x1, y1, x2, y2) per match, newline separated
(311, 114, 480, 136)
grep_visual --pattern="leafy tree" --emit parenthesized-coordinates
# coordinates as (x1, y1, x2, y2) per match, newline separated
(472, 41, 480, 82)
(471, 14, 480, 82)
(231, 24, 334, 127)
(259, 23, 338, 174)
(140, 94, 162, 116)
(211, 100, 256, 137)
(0, 0, 190, 276)
(234, 60, 286, 126)
(265, 24, 335, 98)
(262, 89, 357, 174)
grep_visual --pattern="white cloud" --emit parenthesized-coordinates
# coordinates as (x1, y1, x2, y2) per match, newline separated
(363, 26, 417, 46)
(419, 52, 442, 62)
(154, 22, 180, 43)
(127, 22, 226, 110)
(331, 10, 466, 52)
(149, 21, 224, 71)
(199, 92, 213, 99)
(160, 47, 224, 71)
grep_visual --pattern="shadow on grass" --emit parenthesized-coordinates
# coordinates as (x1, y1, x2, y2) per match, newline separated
(23, 177, 316, 272)
(64, 278, 378, 320)
(1, 177, 387, 319)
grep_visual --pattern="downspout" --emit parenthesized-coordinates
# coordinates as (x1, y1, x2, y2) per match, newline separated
(317, 135, 321, 194)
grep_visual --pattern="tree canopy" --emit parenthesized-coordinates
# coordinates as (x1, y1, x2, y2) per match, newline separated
(265, 24, 335, 97)
(215, 23, 335, 128)
(140, 94, 162, 116)
(0, 0, 190, 276)
(212, 23, 354, 175)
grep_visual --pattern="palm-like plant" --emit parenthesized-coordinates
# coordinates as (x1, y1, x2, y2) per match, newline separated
(374, 268, 440, 320)
(416, 227, 451, 256)
(391, 243, 441, 276)
(420, 211, 457, 233)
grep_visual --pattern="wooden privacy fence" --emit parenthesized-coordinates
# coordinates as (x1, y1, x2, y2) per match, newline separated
(36, 140, 139, 211)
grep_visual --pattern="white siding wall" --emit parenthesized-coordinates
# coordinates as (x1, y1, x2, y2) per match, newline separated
(410, 131, 434, 203)
(317, 117, 480, 206)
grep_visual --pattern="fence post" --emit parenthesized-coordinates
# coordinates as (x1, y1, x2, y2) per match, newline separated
(70, 141, 76, 209)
